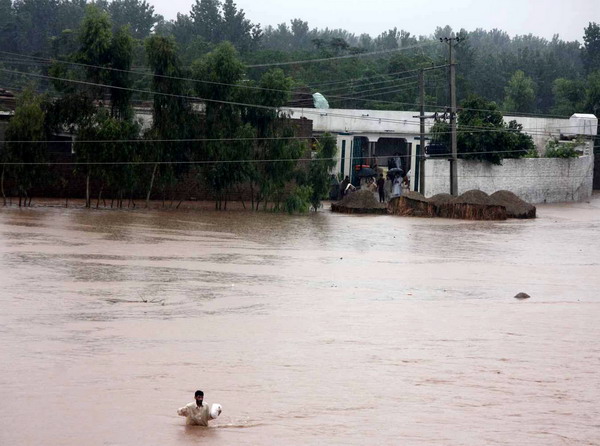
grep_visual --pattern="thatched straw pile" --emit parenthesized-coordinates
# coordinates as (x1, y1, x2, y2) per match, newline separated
(429, 193, 455, 218)
(490, 190, 536, 219)
(449, 190, 507, 220)
(331, 189, 387, 214)
(388, 191, 434, 217)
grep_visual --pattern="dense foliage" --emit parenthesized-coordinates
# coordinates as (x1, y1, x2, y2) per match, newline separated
(0, 1, 599, 114)
(0, 0, 599, 207)
(431, 95, 535, 164)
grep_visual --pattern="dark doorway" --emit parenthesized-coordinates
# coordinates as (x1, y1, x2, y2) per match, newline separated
(375, 138, 409, 172)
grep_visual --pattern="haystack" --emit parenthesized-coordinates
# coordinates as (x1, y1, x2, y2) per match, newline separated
(489, 190, 536, 219)
(450, 190, 507, 220)
(388, 191, 433, 217)
(429, 193, 455, 218)
(331, 189, 387, 214)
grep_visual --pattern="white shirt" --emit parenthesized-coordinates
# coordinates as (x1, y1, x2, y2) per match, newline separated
(177, 401, 212, 426)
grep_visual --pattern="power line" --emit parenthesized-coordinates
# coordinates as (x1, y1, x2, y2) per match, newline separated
(3, 136, 314, 144)
(0, 50, 428, 99)
(319, 79, 420, 97)
(306, 65, 447, 89)
(0, 52, 437, 110)
(1, 147, 594, 165)
(0, 50, 582, 120)
(2, 67, 595, 137)
(317, 75, 420, 95)
(245, 42, 437, 68)
(0, 66, 456, 125)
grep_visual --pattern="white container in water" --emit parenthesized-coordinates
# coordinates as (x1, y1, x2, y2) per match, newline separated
(210, 403, 222, 419)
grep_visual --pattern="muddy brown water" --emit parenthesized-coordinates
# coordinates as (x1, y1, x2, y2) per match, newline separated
(1, 197, 599, 446)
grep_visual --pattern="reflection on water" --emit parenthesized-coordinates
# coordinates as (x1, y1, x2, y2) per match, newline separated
(1, 200, 599, 446)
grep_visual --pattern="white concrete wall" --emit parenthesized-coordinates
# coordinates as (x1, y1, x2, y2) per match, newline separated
(423, 155, 594, 204)
(284, 108, 584, 155)
(283, 107, 434, 135)
(503, 116, 571, 154)
(335, 134, 354, 179)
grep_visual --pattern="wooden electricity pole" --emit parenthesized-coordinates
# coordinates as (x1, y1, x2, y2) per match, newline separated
(415, 64, 451, 195)
(419, 69, 426, 194)
(441, 36, 460, 195)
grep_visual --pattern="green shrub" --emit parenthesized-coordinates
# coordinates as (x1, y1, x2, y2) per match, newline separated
(523, 148, 539, 158)
(284, 185, 312, 214)
(545, 138, 582, 158)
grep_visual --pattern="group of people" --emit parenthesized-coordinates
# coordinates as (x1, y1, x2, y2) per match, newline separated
(333, 153, 409, 202)
(368, 172, 408, 202)
(337, 171, 408, 203)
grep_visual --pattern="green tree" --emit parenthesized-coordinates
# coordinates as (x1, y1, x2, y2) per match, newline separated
(108, 26, 135, 119)
(4, 89, 47, 206)
(78, 5, 113, 90)
(0, 0, 17, 53)
(551, 78, 585, 116)
(190, 0, 222, 43)
(585, 71, 600, 116)
(145, 35, 195, 206)
(307, 133, 337, 211)
(192, 42, 246, 209)
(108, 0, 159, 39)
(221, 0, 261, 53)
(76, 110, 139, 208)
(503, 70, 536, 113)
(582, 22, 600, 74)
(433, 95, 534, 164)
(240, 68, 305, 211)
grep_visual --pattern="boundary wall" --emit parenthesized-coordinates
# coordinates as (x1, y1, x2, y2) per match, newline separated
(423, 155, 594, 204)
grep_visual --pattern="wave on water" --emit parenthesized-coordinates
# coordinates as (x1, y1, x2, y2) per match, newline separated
(213, 421, 266, 429)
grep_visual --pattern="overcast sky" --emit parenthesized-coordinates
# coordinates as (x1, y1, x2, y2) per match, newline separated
(154, 0, 598, 42)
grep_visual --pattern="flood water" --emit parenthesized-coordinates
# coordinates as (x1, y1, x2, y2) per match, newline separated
(1, 197, 599, 446)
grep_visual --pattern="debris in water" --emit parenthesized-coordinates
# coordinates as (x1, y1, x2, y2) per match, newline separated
(514, 292, 531, 300)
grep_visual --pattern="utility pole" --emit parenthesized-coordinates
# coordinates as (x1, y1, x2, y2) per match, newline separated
(414, 65, 449, 195)
(418, 69, 426, 194)
(440, 36, 460, 195)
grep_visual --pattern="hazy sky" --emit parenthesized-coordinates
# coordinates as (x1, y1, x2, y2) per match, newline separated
(154, 0, 598, 42)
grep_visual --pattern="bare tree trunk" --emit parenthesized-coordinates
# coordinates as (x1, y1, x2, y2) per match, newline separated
(1, 165, 6, 206)
(85, 173, 90, 208)
(96, 187, 103, 209)
(146, 163, 157, 208)
(237, 185, 246, 210)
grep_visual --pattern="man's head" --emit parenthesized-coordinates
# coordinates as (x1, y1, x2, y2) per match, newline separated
(194, 390, 204, 406)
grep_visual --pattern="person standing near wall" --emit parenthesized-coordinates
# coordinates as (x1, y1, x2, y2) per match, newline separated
(340, 176, 350, 198)
(377, 174, 386, 203)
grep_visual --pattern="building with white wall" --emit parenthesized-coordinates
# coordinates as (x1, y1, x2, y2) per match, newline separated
(283, 107, 597, 198)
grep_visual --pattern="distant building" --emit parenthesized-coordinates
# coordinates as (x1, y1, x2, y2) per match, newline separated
(281, 107, 598, 191)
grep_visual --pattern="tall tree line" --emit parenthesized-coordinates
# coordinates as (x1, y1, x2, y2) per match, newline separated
(1, 4, 337, 211)
(1, 0, 599, 115)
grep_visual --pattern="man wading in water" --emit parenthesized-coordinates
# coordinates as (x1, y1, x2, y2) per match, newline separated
(177, 390, 221, 426)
